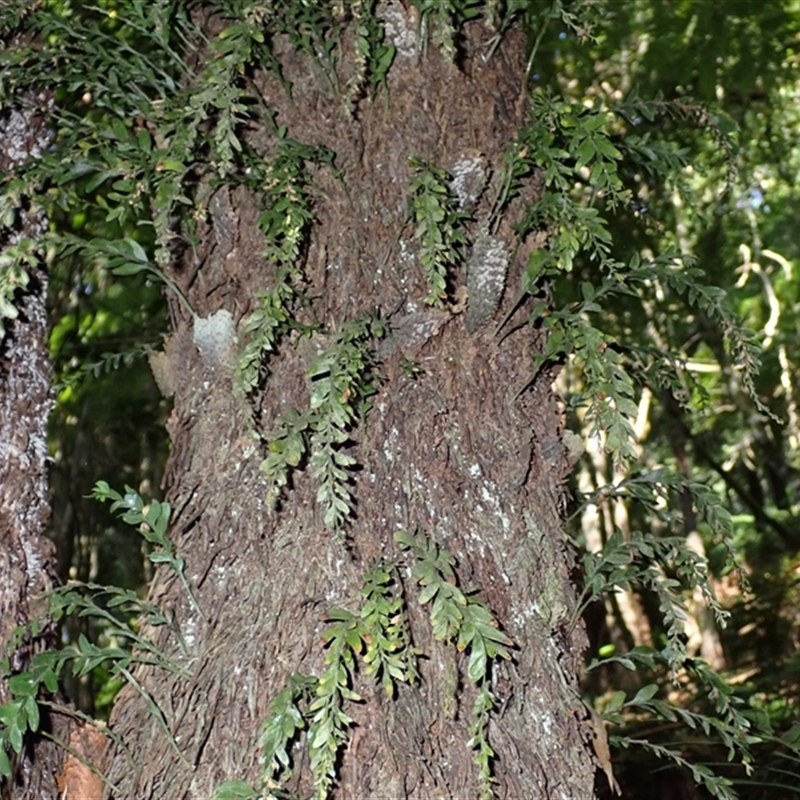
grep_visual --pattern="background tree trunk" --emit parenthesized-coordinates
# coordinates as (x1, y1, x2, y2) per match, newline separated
(104, 17, 595, 800)
(0, 106, 64, 800)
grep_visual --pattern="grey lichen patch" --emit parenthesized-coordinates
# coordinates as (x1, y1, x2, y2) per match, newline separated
(561, 429, 584, 468)
(193, 309, 235, 368)
(449, 152, 487, 212)
(1, 109, 45, 164)
(465, 231, 509, 332)
(209, 187, 238, 253)
(389, 303, 450, 355)
(377, 0, 418, 59)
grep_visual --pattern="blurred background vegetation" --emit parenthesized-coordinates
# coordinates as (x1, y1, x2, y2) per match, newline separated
(17, 0, 800, 796)
(537, 1, 800, 796)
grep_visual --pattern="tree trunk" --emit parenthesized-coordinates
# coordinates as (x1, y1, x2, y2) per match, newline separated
(105, 14, 595, 800)
(0, 106, 64, 800)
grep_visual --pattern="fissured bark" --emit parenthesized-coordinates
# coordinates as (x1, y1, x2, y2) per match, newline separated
(105, 13, 595, 799)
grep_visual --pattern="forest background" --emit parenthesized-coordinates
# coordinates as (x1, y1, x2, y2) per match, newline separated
(1, 0, 800, 798)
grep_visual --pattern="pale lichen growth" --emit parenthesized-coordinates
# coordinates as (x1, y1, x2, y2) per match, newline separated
(376, 0, 417, 59)
(193, 309, 235, 367)
(449, 153, 487, 212)
(1, 109, 45, 164)
(465, 232, 509, 332)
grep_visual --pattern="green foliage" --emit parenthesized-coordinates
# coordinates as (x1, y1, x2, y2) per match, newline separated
(237, 275, 304, 395)
(486, 42, 781, 794)
(575, 528, 729, 675)
(258, 136, 336, 267)
(241, 531, 513, 800)
(410, 0, 472, 60)
(408, 157, 469, 306)
(258, 673, 317, 796)
(238, 135, 336, 394)
(359, 563, 420, 696)
(616, 736, 738, 800)
(619, 671, 757, 798)
(345, 1, 397, 106)
(0, 178, 39, 345)
(0, 660, 50, 779)
(314, 567, 421, 791)
(573, 462, 760, 798)
(211, 779, 260, 800)
(395, 529, 512, 796)
(468, 682, 498, 800)
(52, 347, 146, 394)
(586, 659, 760, 800)
(8, 2, 193, 269)
(77, 236, 194, 317)
(0, 174, 40, 339)
(395, 530, 513, 670)
(0, 0, 265, 361)
(306, 317, 385, 530)
(579, 531, 692, 668)
(241, 541, 511, 799)
(45, 585, 189, 677)
(0, 482, 200, 779)
(0, 236, 37, 340)
(307, 608, 363, 799)
(499, 89, 764, 469)
(260, 404, 310, 507)
(241, 561, 417, 800)
(261, 315, 385, 532)
(90, 481, 204, 620)
(205, 0, 395, 109)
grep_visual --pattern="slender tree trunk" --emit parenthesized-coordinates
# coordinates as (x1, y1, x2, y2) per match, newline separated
(0, 107, 64, 800)
(105, 14, 596, 799)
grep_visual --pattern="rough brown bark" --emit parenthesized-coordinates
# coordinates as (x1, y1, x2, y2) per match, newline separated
(105, 14, 595, 799)
(0, 107, 65, 800)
